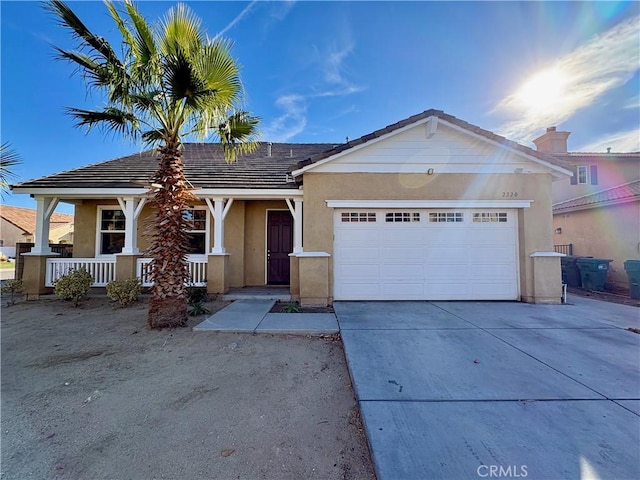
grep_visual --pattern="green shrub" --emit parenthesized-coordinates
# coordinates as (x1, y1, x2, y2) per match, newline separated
(54, 268, 93, 307)
(1, 279, 24, 306)
(106, 278, 142, 307)
(281, 301, 301, 313)
(188, 302, 211, 316)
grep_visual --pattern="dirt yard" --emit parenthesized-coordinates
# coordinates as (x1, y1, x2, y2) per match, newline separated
(1, 295, 375, 480)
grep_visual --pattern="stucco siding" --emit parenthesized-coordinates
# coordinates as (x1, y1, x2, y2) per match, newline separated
(244, 200, 289, 286)
(224, 200, 246, 288)
(553, 202, 640, 289)
(302, 172, 555, 302)
(74, 201, 106, 257)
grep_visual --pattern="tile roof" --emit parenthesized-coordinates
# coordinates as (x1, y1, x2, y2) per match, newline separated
(12, 143, 336, 190)
(553, 180, 640, 213)
(0, 205, 74, 234)
(292, 109, 572, 172)
(12, 109, 574, 193)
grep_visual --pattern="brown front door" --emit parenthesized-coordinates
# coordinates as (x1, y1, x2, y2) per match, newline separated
(267, 210, 293, 285)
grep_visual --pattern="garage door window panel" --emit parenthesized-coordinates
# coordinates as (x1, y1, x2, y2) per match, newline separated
(385, 212, 420, 222)
(473, 212, 508, 223)
(429, 212, 463, 222)
(341, 212, 376, 222)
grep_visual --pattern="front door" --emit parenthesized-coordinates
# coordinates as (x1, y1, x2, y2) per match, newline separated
(267, 210, 293, 285)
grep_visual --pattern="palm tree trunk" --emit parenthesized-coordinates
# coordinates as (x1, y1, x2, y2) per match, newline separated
(147, 143, 195, 328)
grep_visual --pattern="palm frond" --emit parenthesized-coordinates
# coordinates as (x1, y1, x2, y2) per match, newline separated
(124, 0, 157, 66)
(66, 106, 139, 138)
(160, 3, 203, 57)
(216, 111, 260, 162)
(46, 1, 122, 67)
(141, 129, 168, 145)
(0, 142, 22, 190)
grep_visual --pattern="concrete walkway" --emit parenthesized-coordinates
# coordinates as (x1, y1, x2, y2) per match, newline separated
(193, 299, 339, 335)
(336, 296, 640, 480)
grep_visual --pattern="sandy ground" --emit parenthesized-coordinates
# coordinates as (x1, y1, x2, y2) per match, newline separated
(1, 295, 375, 480)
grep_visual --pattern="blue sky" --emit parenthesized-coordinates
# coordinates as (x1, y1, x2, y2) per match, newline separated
(2, 1, 639, 214)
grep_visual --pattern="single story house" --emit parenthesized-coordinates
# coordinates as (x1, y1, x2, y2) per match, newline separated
(12, 109, 571, 304)
(0, 204, 74, 258)
(533, 126, 640, 290)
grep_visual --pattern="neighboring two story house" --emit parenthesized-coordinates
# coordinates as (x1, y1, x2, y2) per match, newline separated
(534, 127, 640, 290)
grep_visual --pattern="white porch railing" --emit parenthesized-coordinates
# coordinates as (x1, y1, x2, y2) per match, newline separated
(136, 256, 207, 287)
(45, 258, 116, 287)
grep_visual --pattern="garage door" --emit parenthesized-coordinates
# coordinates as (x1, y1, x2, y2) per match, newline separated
(333, 209, 519, 300)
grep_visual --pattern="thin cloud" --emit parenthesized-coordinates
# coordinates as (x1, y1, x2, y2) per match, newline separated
(269, 1, 296, 22)
(262, 94, 307, 142)
(578, 129, 640, 153)
(265, 36, 364, 141)
(214, 1, 258, 39)
(495, 15, 640, 143)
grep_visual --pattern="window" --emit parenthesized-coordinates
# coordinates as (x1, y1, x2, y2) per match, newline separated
(473, 212, 508, 223)
(385, 212, 420, 222)
(577, 166, 589, 184)
(429, 212, 463, 223)
(99, 208, 125, 255)
(183, 209, 207, 254)
(341, 212, 376, 222)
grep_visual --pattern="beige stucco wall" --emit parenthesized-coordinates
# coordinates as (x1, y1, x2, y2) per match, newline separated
(553, 202, 640, 289)
(73, 198, 289, 288)
(244, 200, 288, 286)
(302, 172, 557, 302)
(74, 201, 110, 257)
(224, 200, 245, 288)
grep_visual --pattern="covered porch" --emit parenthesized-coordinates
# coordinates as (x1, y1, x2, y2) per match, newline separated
(20, 189, 308, 299)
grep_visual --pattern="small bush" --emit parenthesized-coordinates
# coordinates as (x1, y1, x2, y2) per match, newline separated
(0, 253, 8, 262)
(188, 303, 211, 316)
(1, 279, 24, 306)
(54, 268, 93, 307)
(106, 278, 142, 307)
(281, 301, 301, 313)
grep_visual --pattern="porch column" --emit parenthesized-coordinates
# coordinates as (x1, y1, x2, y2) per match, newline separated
(30, 196, 59, 254)
(205, 197, 234, 254)
(117, 197, 146, 254)
(285, 198, 303, 253)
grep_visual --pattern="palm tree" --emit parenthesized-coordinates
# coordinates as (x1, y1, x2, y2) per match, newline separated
(0, 142, 22, 195)
(47, 0, 259, 328)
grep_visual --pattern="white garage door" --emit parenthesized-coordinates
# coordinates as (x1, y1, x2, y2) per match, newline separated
(334, 209, 519, 300)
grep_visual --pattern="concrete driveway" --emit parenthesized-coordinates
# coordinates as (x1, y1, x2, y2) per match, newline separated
(336, 296, 640, 480)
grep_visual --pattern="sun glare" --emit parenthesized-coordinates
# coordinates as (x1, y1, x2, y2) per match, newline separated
(514, 68, 569, 112)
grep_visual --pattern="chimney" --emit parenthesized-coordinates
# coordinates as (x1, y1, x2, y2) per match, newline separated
(532, 126, 570, 154)
(267, 142, 272, 157)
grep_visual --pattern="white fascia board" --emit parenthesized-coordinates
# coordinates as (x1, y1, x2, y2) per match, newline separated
(290, 117, 436, 178)
(13, 187, 303, 200)
(438, 119, 573, 178)
(530, 251, 565, 257)
(13, 188, 150, 197)
(196, 188, 303, 199)
(326, 199, 533, 209)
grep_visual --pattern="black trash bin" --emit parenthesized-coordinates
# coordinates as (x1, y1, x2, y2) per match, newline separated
(561, 256, 585, 288)
(576, 258, 613, 291)
(623, 260, 640, 300)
